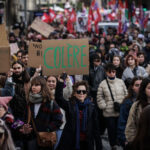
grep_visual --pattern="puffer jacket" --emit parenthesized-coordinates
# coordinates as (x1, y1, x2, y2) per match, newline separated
(122, 66, 148, 81)
(97, 77, 128, 117)
(125, 101, 142, 142)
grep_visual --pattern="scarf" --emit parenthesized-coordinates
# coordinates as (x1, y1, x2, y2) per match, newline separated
(75, 98, 91, 150)
(29, 92, 43, 104)
(108, 76, 115, 80)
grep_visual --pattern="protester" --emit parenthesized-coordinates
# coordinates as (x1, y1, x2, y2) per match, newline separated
(16, 50, 24, 61)
(97, 63, 127, 150)
(9, 61, 30, 149)
(10, 61, 30, 121)
(21, 51, 36, 78)
(20, 76, 62, 150)
(46, 75, 72, 149)
(112, 55, 124, 79)
(137, 51, 150, 75)
(88, 53, 105, 148)
(1, 1, 150, 149)
(89, 53, 105, 102)
(117, 77, 142, 148)
(125, 105, 150, 150)
(55, 79, 102, 150)
(125, 77, 150, 142)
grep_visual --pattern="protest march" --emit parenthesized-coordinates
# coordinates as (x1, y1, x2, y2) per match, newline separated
(0, 0, 150, 150)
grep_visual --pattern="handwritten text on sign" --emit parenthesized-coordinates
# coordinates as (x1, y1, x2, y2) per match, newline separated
(42, 39, 89, 75)
(44, 44, 86, 69)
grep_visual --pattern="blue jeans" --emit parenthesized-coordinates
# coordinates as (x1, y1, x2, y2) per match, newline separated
(105, 117, 118, 147)
(54, 129, 63, 150)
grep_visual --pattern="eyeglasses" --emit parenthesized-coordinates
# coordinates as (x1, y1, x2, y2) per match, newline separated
(76, 90, 87, 95)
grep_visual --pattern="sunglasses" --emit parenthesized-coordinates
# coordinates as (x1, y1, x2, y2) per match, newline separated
(108, 70, 116, 73)
(76, 90, 87, 94)
(94, 59, 101, 62)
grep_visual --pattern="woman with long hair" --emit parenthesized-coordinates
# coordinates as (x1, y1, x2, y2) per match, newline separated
(112, 55, 124, 79)
(55, 79, 102, 150)
(125, 77, 150, 143)
(20, 76, 62, 150)
(125, 105, 150, 150)
(117, 77, 142, 148)
(46, 75, 72, 150)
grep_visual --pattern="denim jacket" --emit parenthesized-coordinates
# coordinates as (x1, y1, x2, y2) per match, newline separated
(0, 78, 15, 96)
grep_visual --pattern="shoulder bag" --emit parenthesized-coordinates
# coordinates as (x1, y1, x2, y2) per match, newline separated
(106, 79, 120, 112)
(27, 101, 57, 147)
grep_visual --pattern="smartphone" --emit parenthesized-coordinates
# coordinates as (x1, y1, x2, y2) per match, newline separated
(11, 120, 24, 129)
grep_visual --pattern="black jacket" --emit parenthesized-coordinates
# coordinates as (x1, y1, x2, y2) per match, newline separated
(55, 82, 100, 150)
(89, 65, 105, 92)
(116, 66, 124, 79)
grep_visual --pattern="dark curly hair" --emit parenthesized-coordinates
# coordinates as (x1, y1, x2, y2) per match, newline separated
(137, 77, 150, 108)
(71, 81, 89, 99)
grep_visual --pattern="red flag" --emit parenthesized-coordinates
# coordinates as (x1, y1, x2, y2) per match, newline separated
(95, 23, 99, 34)
(94, 9, 101, 23)
(67, 9, 76, 33)
(93, 9, 101, 33)
(90, 0, 101, 33)
(144, 14, 149, 28)
(49, 8, 56, 23)
(88, 8, 93, 32)
(91, 0, 96, 8)
(69, 9, 76, 22)
(67, 20, 74, 33)
(41, 13, 50, 23)
(60, 15, 64, 25)
(108, 13, 116, 21)
(118, 21, 122, 34)
(118, 0, 124, 8)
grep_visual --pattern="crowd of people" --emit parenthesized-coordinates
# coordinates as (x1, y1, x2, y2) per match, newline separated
(1, 17, 150, 150)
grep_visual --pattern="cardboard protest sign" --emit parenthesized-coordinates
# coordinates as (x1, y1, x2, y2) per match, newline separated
(0, 47, 10, 73)
(42, 39, 89, 75)
(31, 18, 54, 38)
(0, 24, 9, 47)
(28, 42, 42, 68)
(10, 43, 19, 55)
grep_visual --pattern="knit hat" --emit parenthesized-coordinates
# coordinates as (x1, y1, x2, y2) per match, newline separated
(0, 97, 12, 111)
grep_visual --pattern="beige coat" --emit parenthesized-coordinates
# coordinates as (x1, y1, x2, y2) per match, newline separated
(125, 101, 142, 142)
(97, 78, 127, 117)
(146, 64, 150, 75)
